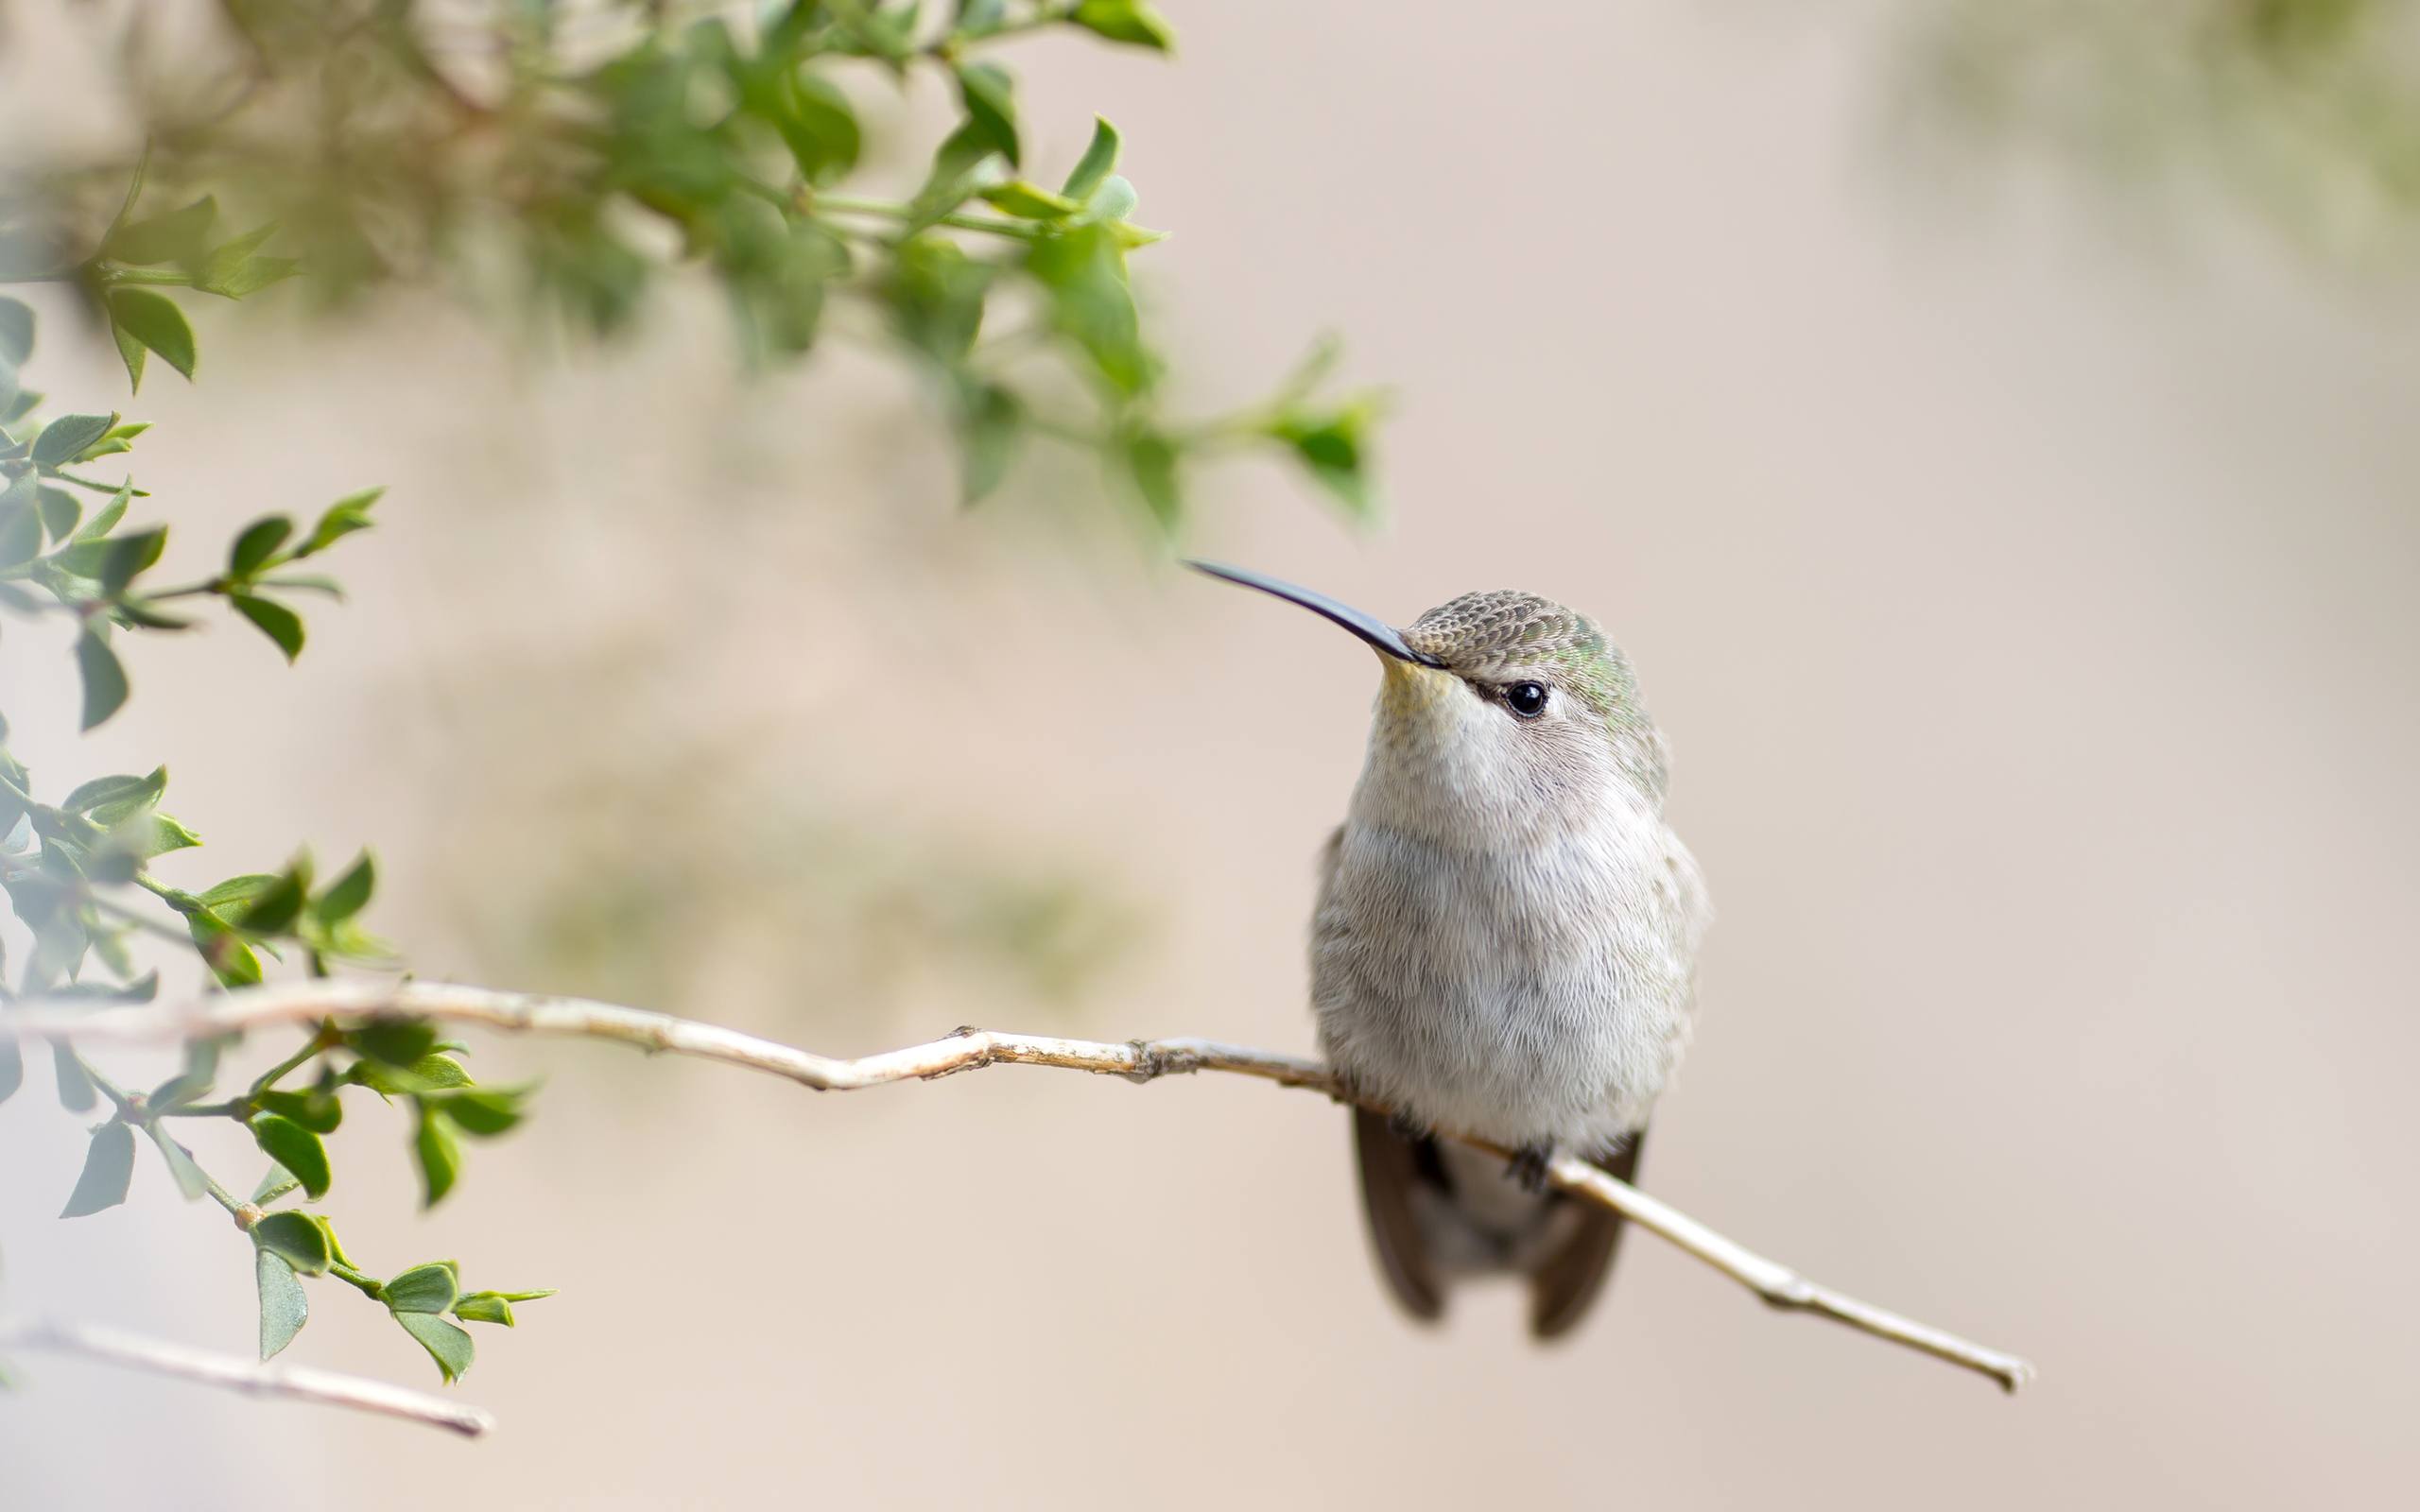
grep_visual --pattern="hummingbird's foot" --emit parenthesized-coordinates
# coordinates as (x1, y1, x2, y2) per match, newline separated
(1386, 1108, 1430, 1143)
(1505, 1143, 1556, 1194)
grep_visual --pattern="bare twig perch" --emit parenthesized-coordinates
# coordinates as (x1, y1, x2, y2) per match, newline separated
(9, 981, 2035, 1393)
(0, 1317, 496, 1436)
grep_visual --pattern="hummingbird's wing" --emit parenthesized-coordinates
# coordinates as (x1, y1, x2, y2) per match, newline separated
(1527, 1127, 1646, 1339)
(1322, 826, 1446, 1322)
(1351, 1106, 1445, 1322)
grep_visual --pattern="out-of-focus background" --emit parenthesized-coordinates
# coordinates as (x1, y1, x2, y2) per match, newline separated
(5, 2, 2418, 1507)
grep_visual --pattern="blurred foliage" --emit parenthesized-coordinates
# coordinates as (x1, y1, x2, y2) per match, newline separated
(3, 0, 1345, 1399)
(511, 794, 1136, 1012)
(423, 682, 1141, 1016)
(3, 0, 1382, 521)
(1907, 0, 2420, 257)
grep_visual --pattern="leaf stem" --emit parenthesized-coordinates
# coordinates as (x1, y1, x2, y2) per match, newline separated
(248, 1022, 336, 1097)
(329, 1260, 384, 1298)
(810, 196, 1042, 242)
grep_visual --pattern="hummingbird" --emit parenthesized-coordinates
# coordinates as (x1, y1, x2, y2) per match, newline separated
(1190, 561, 1711, 1338)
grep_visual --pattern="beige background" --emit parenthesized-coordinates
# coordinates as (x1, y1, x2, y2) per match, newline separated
(5, 3, 2418, 1507)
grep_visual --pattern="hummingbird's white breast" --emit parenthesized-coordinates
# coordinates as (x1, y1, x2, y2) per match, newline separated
(1309, 662, 1710, 1153)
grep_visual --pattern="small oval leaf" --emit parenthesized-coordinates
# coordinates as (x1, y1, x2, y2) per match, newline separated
(248, 1112, 331, 1199)
(60, 1122, 137, 1218)
(256, 1249, 310, 1362)
(383, 1261, 461, 1314)
(251, 1211, 334, 1276)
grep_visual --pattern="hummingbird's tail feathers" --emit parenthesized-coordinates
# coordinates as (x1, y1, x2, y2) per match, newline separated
(1527, 1127, 1646, 1341)
(1351, 1107, 1446, 1323)
(1352, 1108, 1646, 1339)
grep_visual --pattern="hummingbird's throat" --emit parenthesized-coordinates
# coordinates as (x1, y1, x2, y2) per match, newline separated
(1376, 655, 1454, 716)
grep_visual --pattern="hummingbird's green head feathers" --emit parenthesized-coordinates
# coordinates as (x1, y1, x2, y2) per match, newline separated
(1401, 591, 1636, 718)
(1394, 589, 1667, 805)
(1185, 562, 1671, 817)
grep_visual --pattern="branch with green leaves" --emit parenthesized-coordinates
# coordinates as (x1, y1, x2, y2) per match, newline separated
(4, 251, 545, 1395)
(5, 1007, 552, 1388)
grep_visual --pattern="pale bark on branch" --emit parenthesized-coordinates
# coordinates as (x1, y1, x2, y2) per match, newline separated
(0, 1317, 496, 1436)
(7, 981, 2036, 1393)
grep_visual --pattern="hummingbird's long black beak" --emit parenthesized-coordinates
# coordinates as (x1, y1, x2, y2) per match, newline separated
(1184, 560, 1444, 667)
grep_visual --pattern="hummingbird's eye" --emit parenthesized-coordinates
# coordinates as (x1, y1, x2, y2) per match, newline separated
(1504, 681, 1550, 719)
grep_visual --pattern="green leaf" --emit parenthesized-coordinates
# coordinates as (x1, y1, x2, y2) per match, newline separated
(98, 525, 167, 596)
(888, 236, 994, 362)
(236, 866, 309, 935)
(256, 1086, 343, 1134)
(110, 599, 197, 632)
(1076, 174, 1139, 228)
(60, 1122, 137, 1218)
(76, 631, 129, 730)
(405, 1054, 472, 1090)
(315, 851, 375, 923)
(428, 1085, 529, 1137)
(32, 414, 114, 468)
(251, 1160, 301, 1204)
(188, 916, 264, 988)
(394, 1310, 475, 1383)
(37, 485, 79, 541)
(74, 482, 132, 541)
(292, 488, 380, 558)
(383, 1261, 460, 1314)
(318, 1214, 355, 1268)
(104, 196, 217, 265)
(0, 296, 31, 366)
(977, 181, 1080, 220)
(146, 1125, 213, 1201)
(0, 486, 43, 570)
(60, 769, 162, 816)
(51, 1043, 97, 1111)
(251, 1211, 334, 1276)
(350, 1021, 437, 1067)
(228, 515, 291, 577)
(248, 1113, 331, 1199)
(451, 1292, 516, 1327)
(112, 811, 202, 859)
(347, 1051, 465, 1096)
(413, 1103, 461, 1208)
(1070, 0, 1175, 50)
(112, 320, 147, 392)
(1270, 398, 1382, 515)
(954, 379, 1023, 505)
(953, 61, 1021, 167)
(195, 225, 301, 300)
(1026, 225, 1150, 392)
(199, 873, 281, 911)
(1063, 116, 1121, 201)
(915, 119, 1001, 216)
(106, 290, 197, 383)
(258, 572, 342, 598)
(256, 1249, 310, 1361)
(231, 594, 304, 662)
(775, 73, 861, 186)
(1119, 428, 1182, 531)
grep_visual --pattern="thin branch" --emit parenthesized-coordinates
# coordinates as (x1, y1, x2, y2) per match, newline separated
(5, 981, 2036, 1393)
(0, 1317, 495, 1437)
